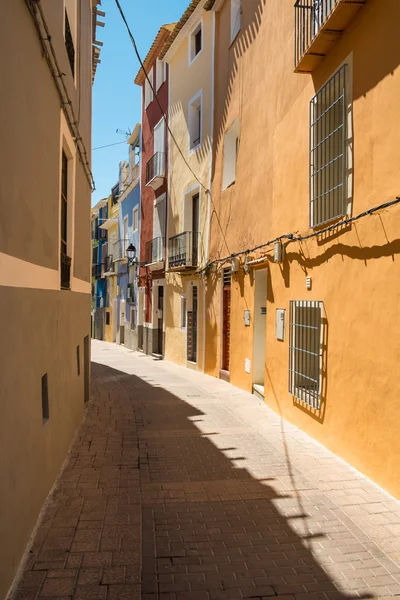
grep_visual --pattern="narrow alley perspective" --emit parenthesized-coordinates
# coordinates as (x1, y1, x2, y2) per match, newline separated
(10, 341, 400, 600)
(2, 0, 400, 599)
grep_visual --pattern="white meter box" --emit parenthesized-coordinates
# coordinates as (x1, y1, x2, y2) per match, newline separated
(276, 309, 286, 341)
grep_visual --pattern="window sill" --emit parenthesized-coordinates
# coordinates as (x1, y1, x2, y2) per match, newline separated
(229, 28, 241, 48)
(222, 179, 236, 192)
(310, 212, 346, 231)
(189, 142, 201, 155)
(189, 48, 203, 68)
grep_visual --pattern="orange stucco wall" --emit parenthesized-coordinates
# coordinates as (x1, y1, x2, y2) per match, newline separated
(205, 0, 400, 498)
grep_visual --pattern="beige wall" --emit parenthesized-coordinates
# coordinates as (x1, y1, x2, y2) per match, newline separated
(165, 8, 214, 370)
(205, 0, 400, 498)
(0, 1, 93, 596)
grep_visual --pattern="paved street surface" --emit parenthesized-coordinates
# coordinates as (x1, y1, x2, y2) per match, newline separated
(10, 341, 400, 600)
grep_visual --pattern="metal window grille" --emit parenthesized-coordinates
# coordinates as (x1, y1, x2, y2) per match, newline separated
(310, 65, 347, 228)
(223, 268, 231, 288)
(64, 10, 75, 78)
(289, 300, 323, 409)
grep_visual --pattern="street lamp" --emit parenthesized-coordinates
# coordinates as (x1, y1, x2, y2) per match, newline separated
(126, 244, 137, 266)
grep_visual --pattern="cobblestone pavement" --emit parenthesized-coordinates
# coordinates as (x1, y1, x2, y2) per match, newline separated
(10, 340, 400, 600)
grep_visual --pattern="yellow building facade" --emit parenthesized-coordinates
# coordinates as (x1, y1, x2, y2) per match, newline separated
(162, 0, 214, 372)
(102, 194, 119, 343)
(204, 0, 400, 498)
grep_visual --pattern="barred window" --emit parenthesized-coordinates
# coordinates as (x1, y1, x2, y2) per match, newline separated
(289, 300, 323, 409)
(310, 65, 347, 228)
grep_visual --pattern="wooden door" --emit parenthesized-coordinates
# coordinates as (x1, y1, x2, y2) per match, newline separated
(157, 286, 164, 355)
(222, 269, 231, 372)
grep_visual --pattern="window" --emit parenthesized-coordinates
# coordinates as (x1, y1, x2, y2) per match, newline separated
(131, 307, 137, 330)
(64, 9, 75, 77)
(42, 374, 49, 424)
(289, 300, 323, 409)
(60, 151, 71, 290)
(153, 195, 165, 262)
(122, 215, 129, 258)
(133, 207, 139, 232)
(310, 65, 348, 228)
(189, 91, 202, 151)
(76, 345, 80, 376)
(230, 0, 241, 43)
(180, 296, 187, 329)
(222, 119, 239, 190)
(156, 59, 166, 91)
(106, 312, 110, 326)
(189, 22, 202, 64)
(144, 67, 154, 108)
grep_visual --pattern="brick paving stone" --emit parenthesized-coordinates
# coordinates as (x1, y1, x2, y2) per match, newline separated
(8, 341, 400, 599)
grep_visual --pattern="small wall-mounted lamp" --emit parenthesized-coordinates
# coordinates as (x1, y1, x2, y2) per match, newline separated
(126, 244, 137, 267)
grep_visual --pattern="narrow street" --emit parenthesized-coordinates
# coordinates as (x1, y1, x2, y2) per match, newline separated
(11, 341, 400, 600)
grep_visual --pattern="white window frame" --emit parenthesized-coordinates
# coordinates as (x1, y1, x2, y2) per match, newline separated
(188, 19, 203, 66)
(188, 89, 203, 153)
(230, 0, 242, 44)
(180, 295, 187, 330)
(144, 67, 154, 109)
(123, 215, 128, 256)
(156, 58, 166, 92)
(222, 119, 240, 190)
(133, 206, 139, 232)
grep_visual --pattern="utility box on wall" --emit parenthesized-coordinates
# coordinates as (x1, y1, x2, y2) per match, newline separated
(276, 309, 286, 341)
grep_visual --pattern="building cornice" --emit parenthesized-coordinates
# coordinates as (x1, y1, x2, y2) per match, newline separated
(160, 0, 216, 62)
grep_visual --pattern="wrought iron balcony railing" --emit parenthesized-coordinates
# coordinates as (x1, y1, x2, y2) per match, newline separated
(146, 152, 165, 186)
(61, 252, 71, 290)
(294, 0, 366, 72)
(92, 263, 103, 278)
(168, 231, 198, 269)
(145, 237, 164, 265)
(104, 255, 114, 273)
(112, 239, 129, 262)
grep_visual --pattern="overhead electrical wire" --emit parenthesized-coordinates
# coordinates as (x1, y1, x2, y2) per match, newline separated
(93, 141, 128, 151)
(197, 196, 400, 275)
(113, 0, 209, 194)
(25, 0, 96, 191)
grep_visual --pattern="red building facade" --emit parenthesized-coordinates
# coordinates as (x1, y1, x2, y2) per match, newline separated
(135, 24, 174, 355)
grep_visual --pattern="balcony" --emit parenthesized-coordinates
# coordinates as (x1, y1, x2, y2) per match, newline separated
(168, 232, 198, 270)
(61, 252, 71, 290)
(103, 255, 115, 276)
(92, 263, 103, 278)
(145, 237, 165, 270)
(112, 239, 129, 262)
(146, 152, 165, 190)
(294, 0, 367, 73)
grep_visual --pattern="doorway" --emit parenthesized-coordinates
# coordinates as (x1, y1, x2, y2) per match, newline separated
(192, 193, 199, 264)
(221, 268, 231, 374)
(187, 285, 198, 363)
(156, 285, 164, 355)
(83, 335, 90, 404)
(252, 269, 268, 398)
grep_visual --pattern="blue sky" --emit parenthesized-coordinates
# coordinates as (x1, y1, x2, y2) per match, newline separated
(92, 0, 188, 206)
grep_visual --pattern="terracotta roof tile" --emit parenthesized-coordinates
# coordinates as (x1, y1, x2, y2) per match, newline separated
(134, 23, 176, 86)
(159, 0, 216, 60)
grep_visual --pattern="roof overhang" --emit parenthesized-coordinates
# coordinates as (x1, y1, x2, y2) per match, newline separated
(134, 24, 176, 85)
(127, 123, 141, 145)
(99, 218, 118, 230)
(160, 0, 216, 62)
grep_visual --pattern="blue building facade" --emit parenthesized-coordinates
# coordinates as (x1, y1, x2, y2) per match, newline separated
(91, 198, 108, 339)
(116, 181, 140, 348)
(116, 126, 141, 349)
